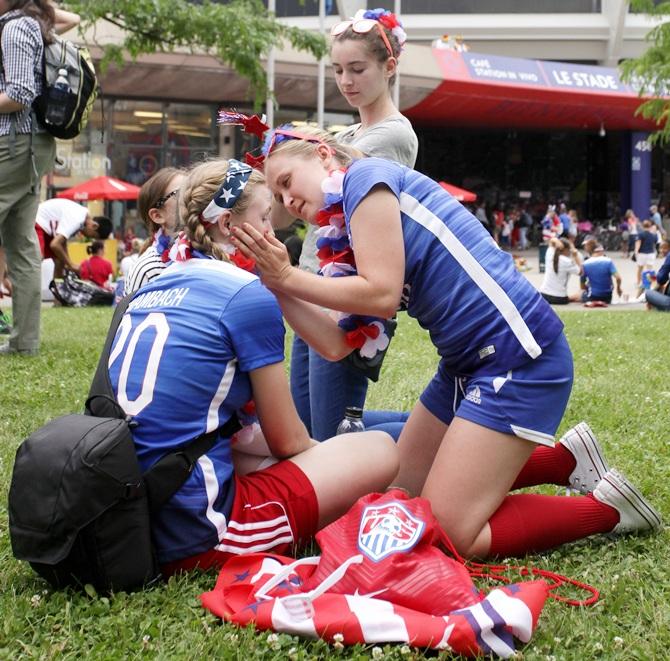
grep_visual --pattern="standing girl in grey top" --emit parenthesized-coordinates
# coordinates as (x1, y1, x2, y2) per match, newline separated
(290, 8, 417, 440)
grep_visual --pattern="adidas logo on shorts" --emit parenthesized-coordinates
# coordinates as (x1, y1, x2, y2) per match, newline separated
(465, 385, 481, 405)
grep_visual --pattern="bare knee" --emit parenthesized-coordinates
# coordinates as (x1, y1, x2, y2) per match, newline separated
(331, 430, 398, 487)
(363, 430, 400, 487)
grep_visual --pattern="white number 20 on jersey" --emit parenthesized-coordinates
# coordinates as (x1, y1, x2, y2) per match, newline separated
(108, 312, 170, 416)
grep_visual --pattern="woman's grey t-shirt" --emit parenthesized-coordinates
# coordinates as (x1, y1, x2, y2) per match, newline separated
(298, 114, 418, 273)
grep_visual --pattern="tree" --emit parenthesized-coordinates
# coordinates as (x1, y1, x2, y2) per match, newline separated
(621, 0, 670, 144)
(64, 0, 327, 108)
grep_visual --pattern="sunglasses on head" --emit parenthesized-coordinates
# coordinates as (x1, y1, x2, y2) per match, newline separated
(155, 188, 179, 209)
(264, 128, 335, 157)
(331, 18, 394, 58)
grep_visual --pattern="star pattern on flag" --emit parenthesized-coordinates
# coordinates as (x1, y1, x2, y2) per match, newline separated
(220, 187, 235, 203)
(243, 599, 264, 614)
(201, 159, 252, 221)
(233, 570, 250, 583)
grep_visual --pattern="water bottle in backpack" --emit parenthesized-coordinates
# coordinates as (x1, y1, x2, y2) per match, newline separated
(336, 406, 365, 435)
(44, 68, 70, 127)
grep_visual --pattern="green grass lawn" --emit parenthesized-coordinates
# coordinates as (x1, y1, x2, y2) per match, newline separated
(1, 307, 668, 659)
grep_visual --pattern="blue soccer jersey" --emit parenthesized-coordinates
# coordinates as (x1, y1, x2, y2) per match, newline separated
(342, 158, 563, 376)
(108, 258, 285, 563)
(582, 257, 616, 297)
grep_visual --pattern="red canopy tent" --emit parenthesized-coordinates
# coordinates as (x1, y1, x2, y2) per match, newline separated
(438, 181, 477, 202)
(56, 176, 141, 201)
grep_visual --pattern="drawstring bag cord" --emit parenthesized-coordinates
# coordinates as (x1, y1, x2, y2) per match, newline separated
(435, 527, 600, 607)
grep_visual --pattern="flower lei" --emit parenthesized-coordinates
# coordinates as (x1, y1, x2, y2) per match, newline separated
(315, 169, 391, 359)
(167, 232, 256, 273)
(223, 242, 257, 273)
(362, 8, 407, 50)
(152, 228, 172, 263)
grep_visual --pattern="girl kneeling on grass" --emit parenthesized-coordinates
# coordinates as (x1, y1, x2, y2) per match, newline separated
(107, 158, 398, 574)
(231, 126, 662, 559)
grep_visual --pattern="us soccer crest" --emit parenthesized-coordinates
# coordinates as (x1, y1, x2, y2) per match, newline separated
(358, 501, 425, 562)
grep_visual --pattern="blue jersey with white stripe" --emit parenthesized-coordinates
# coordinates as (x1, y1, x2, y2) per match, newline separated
(108, 259, 285, 563)
(342, 159, 563, 376)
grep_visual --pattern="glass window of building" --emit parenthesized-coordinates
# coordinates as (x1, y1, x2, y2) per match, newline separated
(264, 0, 602, 15)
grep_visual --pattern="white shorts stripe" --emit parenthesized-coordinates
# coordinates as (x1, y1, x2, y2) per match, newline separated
(220, 525, 293, 544)
(399, 193, 542, 360)
(227, 514, 289, 531)
(214, 535, 295, 555)
(215, 501, 295, 553)
(510, 424, 555, 447)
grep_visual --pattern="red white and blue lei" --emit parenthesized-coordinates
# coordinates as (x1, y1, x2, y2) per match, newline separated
(315, 168, 392, 361)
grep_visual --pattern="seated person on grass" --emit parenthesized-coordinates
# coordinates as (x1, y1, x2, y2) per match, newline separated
(645, 240, 670, 312)
(582, 244, 622, 304)
(540, 237, 583, 305)
(107, 158, 398, 576)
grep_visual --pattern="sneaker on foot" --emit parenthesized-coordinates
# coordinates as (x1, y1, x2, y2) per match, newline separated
(0, 343, 38, 356)
(594, 469, 662, 534)
(559, 421, 610, 494)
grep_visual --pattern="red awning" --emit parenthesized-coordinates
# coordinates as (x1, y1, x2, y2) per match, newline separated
(57, 176, 141, 201)
(404, 49, 663, 132)
(438, 181, 477, 202)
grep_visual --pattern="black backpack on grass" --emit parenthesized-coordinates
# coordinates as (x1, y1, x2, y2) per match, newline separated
(8, 297, 240, 593)
(49, 269, 114, 307)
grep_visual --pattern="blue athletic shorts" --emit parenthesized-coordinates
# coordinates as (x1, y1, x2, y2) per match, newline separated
(419, 333, 573, 446)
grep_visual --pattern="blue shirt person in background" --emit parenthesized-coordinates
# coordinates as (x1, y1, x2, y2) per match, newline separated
(582, 244, 623, 303)
(645, 240, 670, 311)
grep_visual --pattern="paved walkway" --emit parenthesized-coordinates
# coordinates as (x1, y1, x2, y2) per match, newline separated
(0, 247, 653, 312)
(515, 247, 648, 310)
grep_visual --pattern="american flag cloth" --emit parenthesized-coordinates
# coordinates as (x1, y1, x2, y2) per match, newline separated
(200, 552, 549, 658)
(201, 490, 550, 657)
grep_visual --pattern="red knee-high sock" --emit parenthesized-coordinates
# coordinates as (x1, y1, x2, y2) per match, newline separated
(488, 493, 619, 557)
(511, 444, 576, 490)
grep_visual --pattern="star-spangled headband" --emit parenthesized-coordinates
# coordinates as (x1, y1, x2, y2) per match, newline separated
(201, 159, 253, 224)
(217, 111, 333, 169)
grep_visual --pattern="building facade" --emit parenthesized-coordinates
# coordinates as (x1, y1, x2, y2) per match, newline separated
(57, 1, 668, 231)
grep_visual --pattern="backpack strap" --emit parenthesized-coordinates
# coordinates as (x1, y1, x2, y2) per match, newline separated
(142, 413, 241, 513)
(86, 295, 132, 419)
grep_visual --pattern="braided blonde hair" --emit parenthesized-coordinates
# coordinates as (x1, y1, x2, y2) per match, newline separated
(178, 159, 266, 261)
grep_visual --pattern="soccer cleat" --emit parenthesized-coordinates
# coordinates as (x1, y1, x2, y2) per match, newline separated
(594, 469, 662, 534)
(558, 421, 610, 494)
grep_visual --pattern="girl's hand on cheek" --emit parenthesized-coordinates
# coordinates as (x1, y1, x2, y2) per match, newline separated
(231, 224, 293, 289)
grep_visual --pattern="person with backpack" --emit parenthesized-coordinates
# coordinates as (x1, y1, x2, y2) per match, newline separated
(107, 158, 398, 575)
(0, 0, 80, 355)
